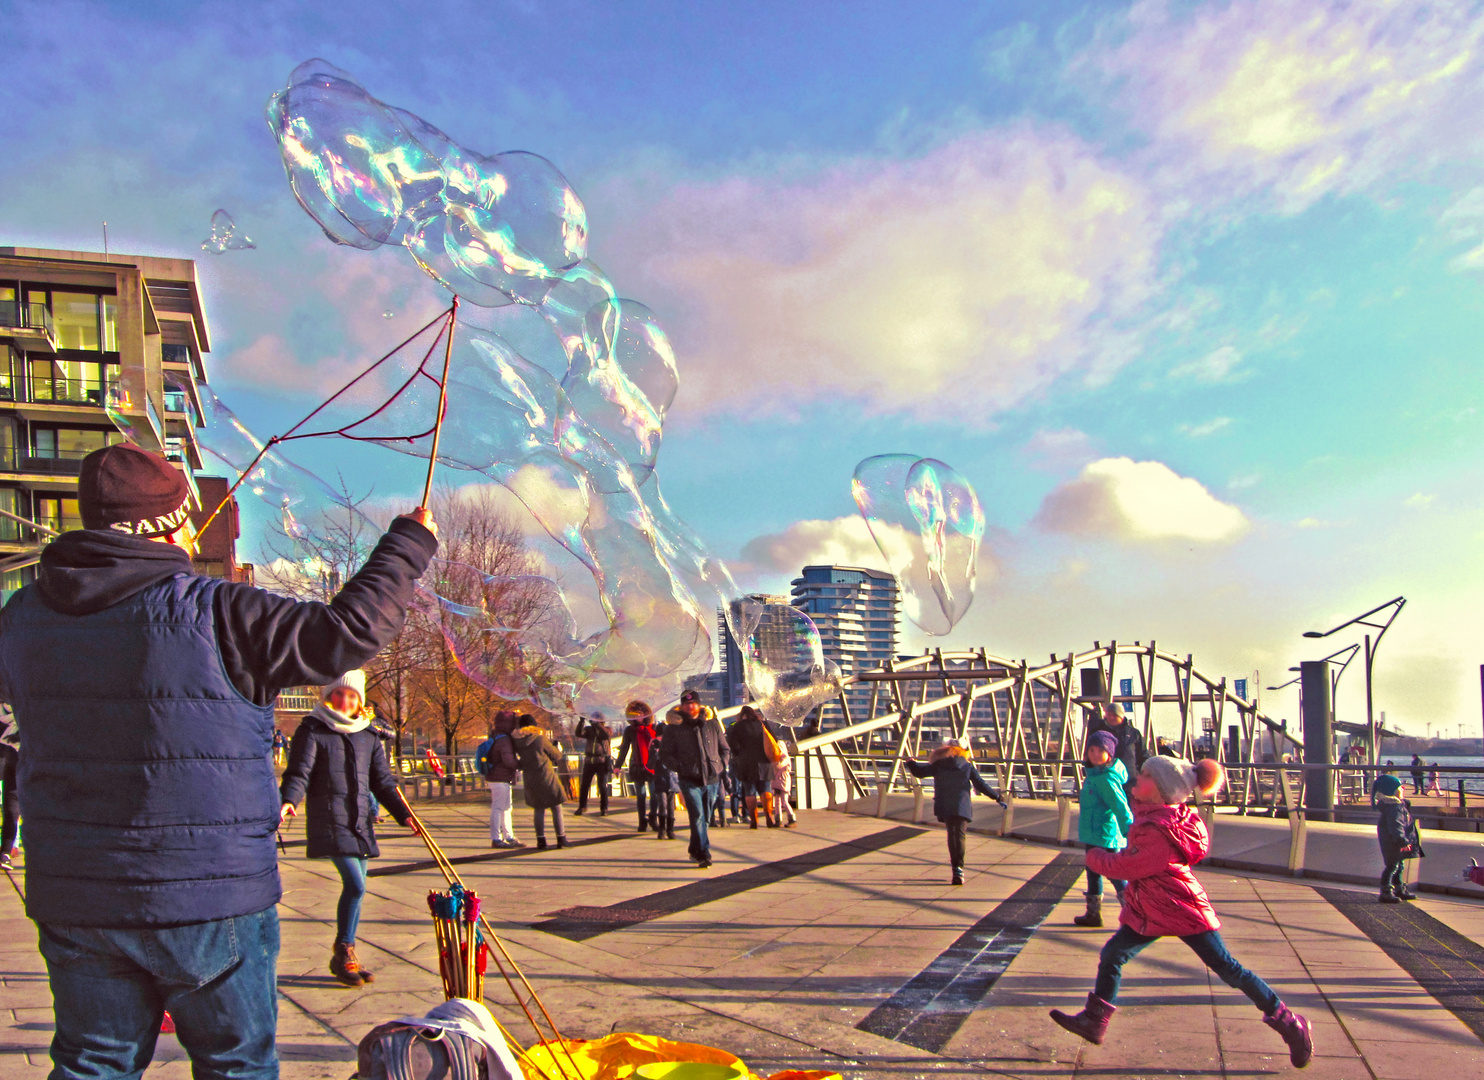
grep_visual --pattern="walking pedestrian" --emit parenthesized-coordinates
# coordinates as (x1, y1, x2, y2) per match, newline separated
(1373, 773, 1424, 903)
(1410, 754, 1425, 796)
(1072, 730, 1133, 927)
(771, 748, 798, 828)
(272, 727, 288, 767)
(904, 738, 1005, 885)
(660, 689, 730, 868)
(1049, 757, 1313, 1068)
(650, 714, 680, 841)
(513, 716, 569, 850)
(615, 700, 661, 833)
(726, 705, 778, 829)
(279, 671, 419, 987)
(0, 443, 436, 1077)
(574, 711, 615, 816)
(0, 717, 18, 868)
(475, 710, 522, 848)
(1091, 704, 1148, 794)
(1425, 763, 1441, 798)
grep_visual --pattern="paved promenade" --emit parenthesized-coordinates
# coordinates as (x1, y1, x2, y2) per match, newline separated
(3, 797, 1483, 1078)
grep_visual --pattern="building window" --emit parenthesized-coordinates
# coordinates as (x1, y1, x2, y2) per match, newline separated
(101, 295, 119, 352)
(32, 427, 120, 461)
(36, 496, 82, 535)
(29, 357, 104, 404)
(50, 291, 101, 351)
(0, 488, 18, 542)
(0, 346, 18, 402)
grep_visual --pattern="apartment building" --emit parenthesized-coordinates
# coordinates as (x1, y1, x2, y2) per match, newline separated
(790, 565, 900, 729)
(0, 246, 242, 593)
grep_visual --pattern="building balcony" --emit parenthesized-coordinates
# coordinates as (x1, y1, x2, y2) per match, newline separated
(0, 300, 57, 353)
(0, 447, 87, 485)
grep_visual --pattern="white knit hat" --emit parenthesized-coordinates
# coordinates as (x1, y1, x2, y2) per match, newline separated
(323, 669, 366, 702)
(941, 737, 971, 750)
(1141, 756, 1224, 803)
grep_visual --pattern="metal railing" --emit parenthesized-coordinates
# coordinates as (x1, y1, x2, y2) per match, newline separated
(0, 447, 90, 476)
(0, 300, 55, 340)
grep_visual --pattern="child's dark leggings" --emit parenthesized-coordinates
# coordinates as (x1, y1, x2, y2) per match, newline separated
(945, 816, 969, 868)
(1382, 859, 1406, 893)
(1095, 926, 1280, 1013)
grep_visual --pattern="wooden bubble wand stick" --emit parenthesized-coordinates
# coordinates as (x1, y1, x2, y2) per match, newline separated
(420, 296, 460, 510)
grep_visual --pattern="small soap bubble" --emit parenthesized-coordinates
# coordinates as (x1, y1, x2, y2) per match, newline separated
(201, 209, 255, 254)
(853, 454, 984, 635)
(382, 310, 394, 318)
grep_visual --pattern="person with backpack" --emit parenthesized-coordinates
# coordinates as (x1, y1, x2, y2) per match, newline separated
(0, 443, 436, 1075)
(280, 670, 419, 987)
(574, 711, 615, 816)
(475, 710, 522, 848)
(512, 716, 569, 850)
(615, 700, 661, 833)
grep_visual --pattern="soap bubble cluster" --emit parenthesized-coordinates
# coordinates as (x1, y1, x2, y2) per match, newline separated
(201, 209, 255, 254)
(193, 61, 747, 712)
(852, 454, 984, 636)
(730, 598, 842, 727)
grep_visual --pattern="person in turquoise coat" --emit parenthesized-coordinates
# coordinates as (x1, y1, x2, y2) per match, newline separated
(1074, 730, 1134, 927)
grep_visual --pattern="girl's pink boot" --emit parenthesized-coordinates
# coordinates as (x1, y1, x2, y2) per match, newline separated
(1263, 1003, 1313, 1068)
(1049, 993, 1117, 1045)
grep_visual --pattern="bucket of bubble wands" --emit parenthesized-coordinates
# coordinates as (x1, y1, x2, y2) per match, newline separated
(427, 884, 488, 1001)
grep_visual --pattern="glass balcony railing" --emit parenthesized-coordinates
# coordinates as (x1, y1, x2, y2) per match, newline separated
(0, 300, 55, 340)
(163, 390, 187, 413)
(0, 447, 89, 477)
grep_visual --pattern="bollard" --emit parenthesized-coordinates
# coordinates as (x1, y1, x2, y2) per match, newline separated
(999, 793, 1016, 838)
(1286, 810, 1308, 877)
(1462, 780, 1469, 814)
(875, 783, 889, 818)
(1056, 796, 1073, 845)
(912, 783, 926, 824)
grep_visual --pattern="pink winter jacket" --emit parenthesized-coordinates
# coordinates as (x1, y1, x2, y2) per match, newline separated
(1086, 802, 1220, 937)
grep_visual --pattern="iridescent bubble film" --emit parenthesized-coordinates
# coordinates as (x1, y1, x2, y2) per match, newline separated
(852, 454, 985, 636)
(732, 598, 842, 727)
(201, 209, 255, 254)
(189, 61, 749, 713)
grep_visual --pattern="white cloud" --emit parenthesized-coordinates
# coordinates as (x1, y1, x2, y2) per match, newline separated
(600, 126, 1161, 420)
(737, 516, 892, 577)
(1020, 427, 1098, 471)
(1179, 416, 1233, 438)
(1093, 0, 1484, 209)
(1171, 345, 1245, 382)
(1403, 492, 1437, 508)
(1034, 457, 1249, 544)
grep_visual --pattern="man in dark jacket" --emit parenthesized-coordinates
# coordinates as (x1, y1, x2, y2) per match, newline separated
(660, 690, 730, 869)
(1092, 704, 1148, 795)
(476, 710, 522, 848)
(573, 711, 614, 816)
(0, 444, 436, 1079)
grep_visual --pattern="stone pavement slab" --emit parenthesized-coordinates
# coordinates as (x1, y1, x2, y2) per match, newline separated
(2, 799, 1482, 1078)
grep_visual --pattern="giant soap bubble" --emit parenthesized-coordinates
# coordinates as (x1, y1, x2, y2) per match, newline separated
(190, 61, 745, 714)
(852, 454, 984, 636)
(730, 598, 842, 726)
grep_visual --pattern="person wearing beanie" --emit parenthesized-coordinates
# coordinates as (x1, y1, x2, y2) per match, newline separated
(1091, 702, 1149, 795)
(475, 710, 523, 848)
(1050, 756, 1314, 1068)
(615, 701, 661, 833)
(0, 443, 438, 1076)
(279, 671, 417, 986)
(511, 716, 570, 850)
(1072, 730, 1134, 927)
(1371, 773, 1424, 903)
(660, 690, 730, 868)
(905, 737, 1005, 886)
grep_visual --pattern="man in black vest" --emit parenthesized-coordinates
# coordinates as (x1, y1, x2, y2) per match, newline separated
(0, 444, 437, 1079)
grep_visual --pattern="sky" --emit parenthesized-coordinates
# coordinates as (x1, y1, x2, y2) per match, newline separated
(4, 0, 1484, 738)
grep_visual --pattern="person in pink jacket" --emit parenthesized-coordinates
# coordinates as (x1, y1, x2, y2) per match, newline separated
(1049, 756, 1314, 1069)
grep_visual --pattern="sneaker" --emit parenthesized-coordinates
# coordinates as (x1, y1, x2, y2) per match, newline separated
(505, 838, 526, 848)
(698, 857, 713, 869)
(0, 854, 11, 870)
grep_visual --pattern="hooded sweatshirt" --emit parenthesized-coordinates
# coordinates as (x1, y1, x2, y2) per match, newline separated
(1086, 802, 1220, 937)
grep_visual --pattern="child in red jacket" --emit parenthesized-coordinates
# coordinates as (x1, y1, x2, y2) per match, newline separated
(1049, 756, 1313, 1069)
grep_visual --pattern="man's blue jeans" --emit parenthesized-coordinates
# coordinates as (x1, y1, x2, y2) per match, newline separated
(37, 908, 279, 1080)
(1095, 925, 1280, 1013)
(680, 781, 720, 861)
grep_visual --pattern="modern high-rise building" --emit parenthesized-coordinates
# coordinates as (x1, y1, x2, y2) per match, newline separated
(789, 565, 900, 728)
(0, 247, 243, 595)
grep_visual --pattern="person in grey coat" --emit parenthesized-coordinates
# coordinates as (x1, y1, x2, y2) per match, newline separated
(512, 716, 569, 850)
(905, 738, 1005, 885)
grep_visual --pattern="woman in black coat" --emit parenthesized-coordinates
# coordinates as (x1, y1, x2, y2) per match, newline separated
(280, 671, 415, 986)
(511, 716, 570, 850)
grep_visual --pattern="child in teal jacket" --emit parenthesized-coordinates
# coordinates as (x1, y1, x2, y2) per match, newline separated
(1074, 730, 1134, 927)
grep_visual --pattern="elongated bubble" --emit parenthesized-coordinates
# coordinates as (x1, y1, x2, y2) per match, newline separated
(852, 454, 984, 635)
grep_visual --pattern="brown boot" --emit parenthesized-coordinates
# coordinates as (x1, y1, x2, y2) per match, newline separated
(330, 942, 370, 987)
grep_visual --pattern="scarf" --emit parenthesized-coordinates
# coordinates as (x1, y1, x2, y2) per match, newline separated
(310, 700, 370, 735)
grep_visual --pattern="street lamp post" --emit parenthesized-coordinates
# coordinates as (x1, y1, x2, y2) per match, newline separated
(1304, 597, 1405, 767)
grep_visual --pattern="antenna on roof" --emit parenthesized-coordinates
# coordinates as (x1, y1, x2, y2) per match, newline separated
(103, 222, 109, 258)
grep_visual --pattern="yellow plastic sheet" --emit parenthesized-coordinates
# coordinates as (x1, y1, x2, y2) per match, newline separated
(516, 1032, 842, 1080)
